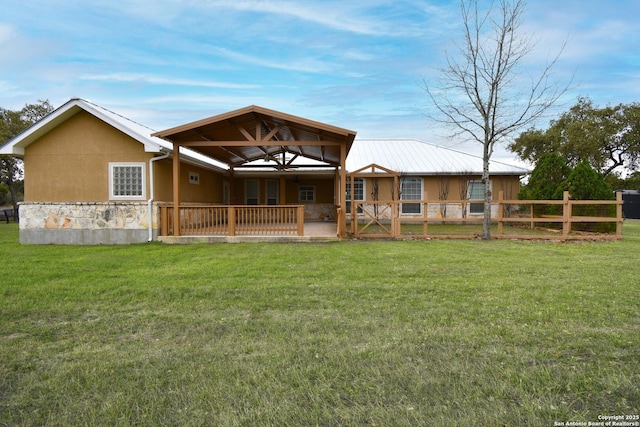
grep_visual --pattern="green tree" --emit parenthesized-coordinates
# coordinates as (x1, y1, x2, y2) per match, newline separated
(554, 160, 615, 232)
(607, 171, 640, 191)
(519, 153, 570, 200)
(510, 97, 640, 176)
(0, 100, 54, 214)
(554, 160, 614, 201)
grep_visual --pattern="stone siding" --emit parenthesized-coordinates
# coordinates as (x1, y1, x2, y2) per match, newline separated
(303, 203, 335, 221)
(19, 202, 156, 244)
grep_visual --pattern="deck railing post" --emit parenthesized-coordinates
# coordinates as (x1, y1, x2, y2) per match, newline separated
(160, 205, 168, 236)
(297, 205, 304, 236)
(228, 206, 236, 236)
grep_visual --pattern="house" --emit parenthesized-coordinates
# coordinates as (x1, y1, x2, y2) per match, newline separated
(0, 98, 528, 244)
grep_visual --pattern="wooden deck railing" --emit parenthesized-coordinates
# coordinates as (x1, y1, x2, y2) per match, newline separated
(159, 204, 305, 236)
(350, 191, 624, 240)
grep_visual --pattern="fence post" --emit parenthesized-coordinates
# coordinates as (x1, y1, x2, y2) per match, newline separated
(562, 191, 571, 239)
(616, 191, 623, 238)
(497, 191, 504, 238)
(423, 192, 428, 237)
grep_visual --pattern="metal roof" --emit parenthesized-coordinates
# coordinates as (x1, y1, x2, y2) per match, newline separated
(347, 139, 529, 176)
(0, 98, 227, 171)
(1, 100, 528, 176)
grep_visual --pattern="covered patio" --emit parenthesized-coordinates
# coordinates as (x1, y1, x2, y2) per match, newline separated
(151, 105, 357, 241)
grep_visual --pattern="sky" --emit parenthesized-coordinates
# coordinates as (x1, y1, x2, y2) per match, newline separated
(1, 0, 639, 164)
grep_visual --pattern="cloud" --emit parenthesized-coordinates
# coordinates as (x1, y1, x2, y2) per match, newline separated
(79, 73, 260, 90)
(206, 45, 334, 74)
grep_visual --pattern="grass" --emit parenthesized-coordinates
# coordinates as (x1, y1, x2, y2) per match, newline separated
(0, 222, 639, 426)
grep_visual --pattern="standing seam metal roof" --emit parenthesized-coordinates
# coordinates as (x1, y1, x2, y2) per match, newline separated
(346, 139, 529, 175)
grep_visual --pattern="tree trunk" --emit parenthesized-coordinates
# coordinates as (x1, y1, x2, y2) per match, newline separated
(482, 145, 492, 240)
(7, 174, 19, 219)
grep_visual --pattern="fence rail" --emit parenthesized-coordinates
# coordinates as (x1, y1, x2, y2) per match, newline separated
(350, 191, 623, 240)
(159, 204, 305, 236)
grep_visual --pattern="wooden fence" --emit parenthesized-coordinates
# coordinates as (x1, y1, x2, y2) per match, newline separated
(351, 191, 624, 240)
(159, 204, 305, 236)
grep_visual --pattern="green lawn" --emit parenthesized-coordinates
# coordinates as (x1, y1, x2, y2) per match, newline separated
(1, 222, 638, 426)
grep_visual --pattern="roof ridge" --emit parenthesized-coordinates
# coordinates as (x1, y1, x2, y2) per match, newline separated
(355, 138, 526, 169)
(78, 98, 159, 133)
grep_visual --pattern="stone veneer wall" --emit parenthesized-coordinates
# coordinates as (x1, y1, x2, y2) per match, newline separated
(19, 202, 156, 245)
(303, 203, 335, 221)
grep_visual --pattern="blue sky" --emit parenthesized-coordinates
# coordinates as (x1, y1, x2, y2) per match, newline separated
(2, 0, 639, 163)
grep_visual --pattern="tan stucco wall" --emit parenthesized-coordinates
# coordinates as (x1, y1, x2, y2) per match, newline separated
(24, 111, 153, 202)
(23, 111, 227, 204)
(153, 158, 224, 203)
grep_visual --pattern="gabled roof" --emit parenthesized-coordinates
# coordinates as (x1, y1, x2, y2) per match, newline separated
(0, 98, 169, 155)
(0, 98, 227, 171)
(347, 139, 529, 176)
(152, 105, 357, 168)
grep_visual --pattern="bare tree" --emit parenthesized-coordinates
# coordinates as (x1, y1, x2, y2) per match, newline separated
(459, 176, 470, 219)
(425, 0, 568, 239)
(438, 176, 450, 218)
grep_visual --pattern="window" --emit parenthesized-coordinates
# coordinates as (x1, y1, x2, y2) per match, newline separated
(400, 177, 422, 214)
(189, 171, 200, 184)
(299, 186, 316, 202)
(109, 163, 145, 200)
(346, 178, 364, 214)
(266, 180, 279, 205)
(245, 179, 259, 204)
(468, 180, 489, 214)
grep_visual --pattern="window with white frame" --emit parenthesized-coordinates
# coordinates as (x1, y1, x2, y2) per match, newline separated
(468, 180, 490, 214)
(298, 186, 316, 202)
(400, 177, 422, 214)
(109, 162, 145, 200)
(346, 177, 364, 214)
(189, 171, 200, 184)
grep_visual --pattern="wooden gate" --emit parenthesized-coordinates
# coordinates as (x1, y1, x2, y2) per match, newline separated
(348, 164, 400, 238)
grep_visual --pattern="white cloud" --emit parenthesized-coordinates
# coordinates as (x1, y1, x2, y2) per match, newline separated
(79, 73, 260, 89)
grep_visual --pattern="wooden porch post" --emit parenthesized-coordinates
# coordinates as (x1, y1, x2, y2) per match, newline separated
(172, 142, 181, 236)
(229, 167, 235, 204)
(340, 143, 347, 238)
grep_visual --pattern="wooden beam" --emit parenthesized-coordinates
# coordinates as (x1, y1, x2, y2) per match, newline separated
(263, 124, 282, 142)
(235, 125, 255, 141)
(340, 143, 347, 238)
(179, 140, 344, 147)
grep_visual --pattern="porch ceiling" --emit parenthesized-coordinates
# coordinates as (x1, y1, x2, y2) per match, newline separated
(152, 105, 357, 169)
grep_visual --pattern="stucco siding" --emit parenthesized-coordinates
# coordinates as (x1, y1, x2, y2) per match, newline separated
(153, 158, 224, 203)
(24, 111, 153, 202)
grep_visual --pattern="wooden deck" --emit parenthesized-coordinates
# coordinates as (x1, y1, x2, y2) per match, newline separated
(158, 221, 338, 244)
